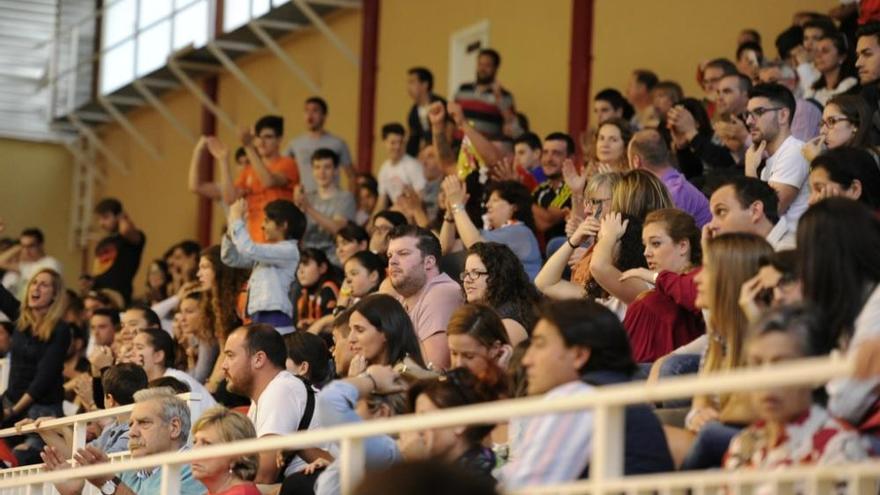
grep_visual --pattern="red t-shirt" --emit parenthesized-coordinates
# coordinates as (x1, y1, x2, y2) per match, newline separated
(210, 483, 261, 495)
(234, 156, 300, 242)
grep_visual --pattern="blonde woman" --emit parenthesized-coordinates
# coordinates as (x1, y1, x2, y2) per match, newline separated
(192, 406, 261, 495)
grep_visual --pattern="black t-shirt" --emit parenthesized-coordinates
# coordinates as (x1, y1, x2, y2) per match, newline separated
(532, 181, 572, 240)
(92, 232, 146, 303)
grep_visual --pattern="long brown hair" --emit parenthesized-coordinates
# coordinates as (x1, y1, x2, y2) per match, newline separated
(18, 268, 67, 341)
(201, 246, 249, 342)
(702, 233, 773, 375)
(611, 169, 674, 220)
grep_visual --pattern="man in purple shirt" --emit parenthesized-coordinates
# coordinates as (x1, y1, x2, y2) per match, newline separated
(628, 129, 712, 227)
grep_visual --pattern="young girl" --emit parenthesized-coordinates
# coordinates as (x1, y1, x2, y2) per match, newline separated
(296, 248, 341, 332)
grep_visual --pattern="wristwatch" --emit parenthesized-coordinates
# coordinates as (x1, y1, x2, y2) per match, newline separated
(100, 476, 121, 495)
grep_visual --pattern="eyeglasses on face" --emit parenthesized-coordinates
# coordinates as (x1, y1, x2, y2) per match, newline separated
(741, 107, 783, 121)
(820, 116, 850, 129)
(459, 270, 489, 282)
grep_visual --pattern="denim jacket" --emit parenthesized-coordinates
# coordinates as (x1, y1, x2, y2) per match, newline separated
(221, 219, 299, 317)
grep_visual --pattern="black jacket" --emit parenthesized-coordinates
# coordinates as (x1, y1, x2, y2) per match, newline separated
(406, 93, 446, 157)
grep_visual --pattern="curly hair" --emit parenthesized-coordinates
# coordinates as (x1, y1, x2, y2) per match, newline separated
(586, 214, 647, 299)
(485, 180, 537, 235)
(201, 245, 250, 341)
(466, 242, 540, 332)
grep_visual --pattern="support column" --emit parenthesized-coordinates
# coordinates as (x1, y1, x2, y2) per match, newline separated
(356, 0, 379, 174)
(197, 0, 224, 246)
(567, 0, 595, 162)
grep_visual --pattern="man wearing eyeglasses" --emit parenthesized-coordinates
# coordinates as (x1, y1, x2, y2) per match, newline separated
(743, 83, 811, 225)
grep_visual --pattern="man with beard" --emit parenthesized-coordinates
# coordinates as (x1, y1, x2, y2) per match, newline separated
(453, 48, 521, 139)
(222, 323, 326, 484)
(383, 225, 461, 369)
(855, 22, 880, 146)
(532, 132, 574, 242)
(286, 97, 354, 192)
(743, 83, 810, 225)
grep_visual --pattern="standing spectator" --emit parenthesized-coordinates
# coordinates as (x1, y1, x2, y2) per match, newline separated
(628, 129, 712, 227)
(294, 148, 357, 265)
(374, 123, 426, 213)
(383, 225, 462, 369)
(0, 228, 62, 297)
(222, 324, 327, 483)
(287, 97, 354, 193)
(744, 83, 811, 225)
(234, 116, 301, 243)
(405, 67, 446, 157)
(454, 48, 520, 140)
(91, 198, 146, 304)
(221, 199, 305, 335)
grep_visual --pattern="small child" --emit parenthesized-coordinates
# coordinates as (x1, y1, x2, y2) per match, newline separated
(723, 306, 868, 492)
(295, 248, 340, 332)
(221, 198, 305, 335)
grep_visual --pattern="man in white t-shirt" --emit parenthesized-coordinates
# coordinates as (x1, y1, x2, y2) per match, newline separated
(222, 323, 326, 484)
(744, 83, 810, 225)
(374, 123, 426, 214)
(0, 228, 62, 297)
(131, 328, 217, 422)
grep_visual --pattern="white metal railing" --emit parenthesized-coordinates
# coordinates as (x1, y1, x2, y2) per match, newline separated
(0, 356, 875, 494)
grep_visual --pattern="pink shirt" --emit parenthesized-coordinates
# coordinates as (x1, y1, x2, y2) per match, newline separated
(400, 272, 463, 341)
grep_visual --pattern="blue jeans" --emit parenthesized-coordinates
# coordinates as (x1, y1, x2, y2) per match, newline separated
(680, 421, 742, 470)
(658, 354, 701, 408)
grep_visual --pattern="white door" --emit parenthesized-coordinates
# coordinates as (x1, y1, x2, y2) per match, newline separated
(448, 20, 490, 99)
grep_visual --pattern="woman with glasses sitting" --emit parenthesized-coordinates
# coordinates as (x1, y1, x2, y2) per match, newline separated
(802, 94, 871, 162)
(439, 179, 542, 281)
(458, 242, 539, 346)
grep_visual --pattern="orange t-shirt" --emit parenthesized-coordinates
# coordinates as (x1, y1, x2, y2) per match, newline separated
(234, 156, 300, 242)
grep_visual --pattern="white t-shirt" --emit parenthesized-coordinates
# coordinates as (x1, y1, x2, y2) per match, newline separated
(2, 256, 62, 297)
(377, 155, 426, 202)
(248, 370, 321, 475)
(766, 216, 797, 252)
(761, 135, 810, 225)
(163, 368, 217, 424)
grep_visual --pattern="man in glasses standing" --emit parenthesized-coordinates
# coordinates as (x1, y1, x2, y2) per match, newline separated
(743, 83, 811, 225)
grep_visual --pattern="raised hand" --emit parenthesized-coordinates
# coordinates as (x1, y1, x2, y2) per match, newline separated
(427, 101, 446, 129)
(561, 158, 586, 195)
(598, 211, 628, 243)
(238, 126, 255, 146)
(441, 175, 467, 207)
(490, 156, 519, 182)
(446, 101, 466, 128)
(204, 136, 229, 160)
(570, 216, 602, 246)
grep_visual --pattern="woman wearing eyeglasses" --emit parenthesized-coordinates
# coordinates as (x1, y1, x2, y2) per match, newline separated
(439, 179, 542, 281)
(802, 94, 871, 162)
(459, 243, 539, 346)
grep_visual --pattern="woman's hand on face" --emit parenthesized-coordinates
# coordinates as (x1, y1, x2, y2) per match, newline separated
(570, 216, 601, 246)
(738, 272, 767, 324)
(347, 354, 368, 377)
(801, 135, 825, 163)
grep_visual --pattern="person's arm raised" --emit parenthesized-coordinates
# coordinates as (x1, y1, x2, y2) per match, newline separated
(589, 212, 650, 304)
(428, 102, 456, 167)
(240, 126, 287, 188)
(534, 219, 596, 300)
(187, 136, 222, 199)
(442, 175, 482, 249)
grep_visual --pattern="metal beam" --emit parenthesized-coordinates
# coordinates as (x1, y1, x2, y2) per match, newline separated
(67, 113, 129, 176)
(97, 95, 163, 161)
(212, 40, 260, 52)
(206, 41, 278, 113)
(248, 21, 320, 95)
(131, 79, 198, 145)
(103, 95, 146, 106)
(253, 19, 302, 31)
(291, 0, 359, 68)
(141, 78, 179, 89)
(166, 58, 237, 132)
(305, 0, 363, 8)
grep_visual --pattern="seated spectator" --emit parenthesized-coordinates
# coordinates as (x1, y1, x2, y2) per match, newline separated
(191, 406, 261, 495)
(294, 148, 357, 266)
(446, 303, 513, 375)
(22, 363, 148, 459)
(440, 179, 541, 280)
(337, 250, 385, 312)
(532, 132, 575, 241)
(354, 460, 499, 495)
(459, 242, 539, 346)
(738, 249, 802, 324)
(618, 209, 705, 363)
(592, 88, 635, 125)
(699, 58, 739, 119)
(334, 222, 369, 265)
(676, 233, 773, 470)
(166, 240, 201, 297)
(355, 175, 379, 226)
(669, 97, 738, 180)
(756, 60, 822, 142)
(91, 198, 146, 304)
(328, 309, 354, 378)
(400, 367, 505, 480)
(802, 94, 871, 162)
(744, 83, 811, 224)
(121, 304, 163, 335)
(735, 41, 763, 83)
(808, 147, 880, 209)
(499, 299, 672, 489)
(42, 387, 205, 495)
(374, 123, 426, 214)
(629, 129, 712, 227)
(856, 22, 880, 146)
(222, 199, 305, 335)
(368, 210, 407, 257)
(707, 176, 797, 251)
(287, 97, 354, 193)
(0, 227, 62, 298)
(285, 331, 333, 389)
(132, 328, 217, 420)
(417, 145, 445, 222)
(564, 171, 621, 285)
(514, 132, 545, 184)
(797, 198, 880, 448)
(584, 118, 632, 178)
(383, 225, 462, 369)
(651, 80, 684, 127)
(346, 294, 426, 374)
(295, 248, 340, 332)
(221, 323, 328, 484)
(804, 31, 858, 106)
(588, 213, 651, 311)
(723, 307, 868, 480)
(142, 259, 171, 306)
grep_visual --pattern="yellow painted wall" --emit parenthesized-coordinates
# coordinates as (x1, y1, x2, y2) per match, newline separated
(591, 0, 837, 107)
(373, 0, 573, 167)
(0, 138, 79, 287)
